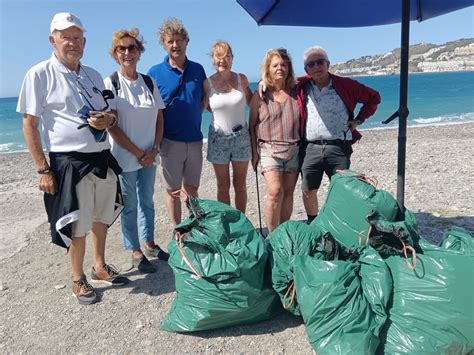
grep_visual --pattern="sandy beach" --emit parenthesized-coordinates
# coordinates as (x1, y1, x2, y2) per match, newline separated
(0, 123, 473, 353)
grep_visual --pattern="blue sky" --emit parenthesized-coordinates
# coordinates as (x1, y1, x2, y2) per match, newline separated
(0, 0, 473, 98)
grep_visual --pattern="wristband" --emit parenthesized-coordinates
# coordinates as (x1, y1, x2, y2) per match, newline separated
(152, 144, 160, 151)
(37, 167, 51, 174)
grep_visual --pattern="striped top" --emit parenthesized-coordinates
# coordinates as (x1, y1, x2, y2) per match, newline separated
(257, 89, 300, 144)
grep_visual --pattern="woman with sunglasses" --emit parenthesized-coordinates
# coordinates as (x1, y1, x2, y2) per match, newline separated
(104, 28, 169, 274)
(205, 41, 253, 213)
(249, 48, 301, 232)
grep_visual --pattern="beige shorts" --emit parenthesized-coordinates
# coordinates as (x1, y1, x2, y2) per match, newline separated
(159, 138, 203, 190)
(259, 144, 300, 174)
(72, 169, 117, 237)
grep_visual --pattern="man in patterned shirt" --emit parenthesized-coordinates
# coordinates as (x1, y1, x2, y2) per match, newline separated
(296, 46, 381, 223)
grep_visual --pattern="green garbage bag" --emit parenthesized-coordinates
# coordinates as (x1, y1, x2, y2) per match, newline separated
(366, 209, 422, 258)
(314, 170, 401, 247)
(382, 243, 474, 354)
(266, 221, 328, 315)
(439, 226, 474, 254)
(161, 197, 281, 332)
(293, 246, 392, 354)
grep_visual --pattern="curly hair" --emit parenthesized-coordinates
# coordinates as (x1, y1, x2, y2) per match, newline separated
(158, 18, 189, 45)
(261, 48, 296, 90)
(109, 28, 145, 63)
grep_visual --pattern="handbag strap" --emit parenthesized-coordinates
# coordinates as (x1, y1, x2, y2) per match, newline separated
(165, 68, 187, 106)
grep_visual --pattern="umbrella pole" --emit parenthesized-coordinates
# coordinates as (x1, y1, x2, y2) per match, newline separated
(397, 0, 411, 213)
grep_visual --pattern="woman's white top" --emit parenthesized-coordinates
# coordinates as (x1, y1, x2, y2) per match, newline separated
(104, 72, 165, 172)
(208, 74, 247, 135)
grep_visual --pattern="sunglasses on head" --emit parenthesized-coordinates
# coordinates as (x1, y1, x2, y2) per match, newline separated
(116, 44, 139, 54)
(267, 47, 288, 55)
(305, 59, 327, 68)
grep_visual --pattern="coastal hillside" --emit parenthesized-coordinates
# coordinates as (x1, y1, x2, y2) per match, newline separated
(331, 38, 474, 76)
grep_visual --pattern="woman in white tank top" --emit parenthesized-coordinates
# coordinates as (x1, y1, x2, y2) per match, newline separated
(205, 41, 253, 213)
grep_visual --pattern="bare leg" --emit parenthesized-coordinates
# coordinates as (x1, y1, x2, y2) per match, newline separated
(263, 171, 283, 232)
(69, 235, 86, 281)
(212, 163, 231, 206)
(183, 184, 199, 197)
(166, 189, 182, 227)
(303, 189, 319, 216)
(280, 172, 299, 222)
(90, 221, 108, 271)
(232, 161, 249, 213)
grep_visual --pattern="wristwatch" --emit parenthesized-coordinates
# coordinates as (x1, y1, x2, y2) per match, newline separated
(37, 167, 51, 174)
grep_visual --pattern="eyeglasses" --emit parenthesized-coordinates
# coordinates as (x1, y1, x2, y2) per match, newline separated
(115, 44, 139, 54)
(305, 59, 327, 68)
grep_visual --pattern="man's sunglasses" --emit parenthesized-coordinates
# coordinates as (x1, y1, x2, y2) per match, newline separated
(305, 59, 327, 69)
(116, 44, 139, 54)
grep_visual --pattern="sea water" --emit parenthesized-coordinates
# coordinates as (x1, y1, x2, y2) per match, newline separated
(1, 71, 473, 153)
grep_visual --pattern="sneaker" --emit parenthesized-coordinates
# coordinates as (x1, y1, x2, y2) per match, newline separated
(143, 245, 170, 261)
(72, 276, 98, 305)
(132, 255, 157, 274)
(90, 264, 130, 286)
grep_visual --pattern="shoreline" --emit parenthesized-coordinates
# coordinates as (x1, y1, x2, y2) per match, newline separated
(0, 123, 473, 353)
(1, 120, 474, 155)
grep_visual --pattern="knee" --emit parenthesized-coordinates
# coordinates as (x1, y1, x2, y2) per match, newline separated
(267, 185, 283, 200)
(303, 189, 318, 201)
(216, 180, 230, 192)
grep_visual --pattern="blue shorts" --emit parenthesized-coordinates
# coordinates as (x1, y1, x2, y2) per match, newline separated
(207, 125, 251, 165)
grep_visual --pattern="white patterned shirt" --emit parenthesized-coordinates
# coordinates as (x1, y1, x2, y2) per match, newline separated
(305, 80, 351, 141)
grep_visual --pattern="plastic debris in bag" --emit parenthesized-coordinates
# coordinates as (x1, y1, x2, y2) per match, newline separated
(314, 170, 402, 247)
(266, 221, 331, 315)
(160, 196, 281, 332)
(293, 245, 392, 354)
(439, 226, 474, 254)
(369, 213, 474, 354)
(382, 245, 474, 354)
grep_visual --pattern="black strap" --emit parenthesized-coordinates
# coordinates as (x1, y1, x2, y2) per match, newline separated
(110, 71, 120, 94)
(165, 69, 186, 107)
(109, 72, 154, 95)
(140, 74, 154, 94)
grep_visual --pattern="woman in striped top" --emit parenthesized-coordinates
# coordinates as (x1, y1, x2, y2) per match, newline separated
(249, 48, 301, 232)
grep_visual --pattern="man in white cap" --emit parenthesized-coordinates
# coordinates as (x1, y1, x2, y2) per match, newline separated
(17, 12, 129, 305)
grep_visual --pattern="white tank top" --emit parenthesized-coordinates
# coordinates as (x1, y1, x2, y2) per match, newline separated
(209, 74, 247, 135)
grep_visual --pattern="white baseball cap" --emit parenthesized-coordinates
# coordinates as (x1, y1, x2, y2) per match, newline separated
(50, 12, 86, 34)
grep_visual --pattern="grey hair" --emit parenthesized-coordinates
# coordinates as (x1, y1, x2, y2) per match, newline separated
(303, 46, 329, 64)
(158, 18, 189, 45)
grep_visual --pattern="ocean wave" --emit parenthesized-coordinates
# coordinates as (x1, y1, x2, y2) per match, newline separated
(0, 143, 27, 153)
(411, 112, 474, 126)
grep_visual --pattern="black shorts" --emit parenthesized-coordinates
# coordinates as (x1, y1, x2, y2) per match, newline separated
(300, 141, 352, 191)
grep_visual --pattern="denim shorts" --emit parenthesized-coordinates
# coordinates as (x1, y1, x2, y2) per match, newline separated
(207, 125, 251, 164)
(259, 144, 300, 174)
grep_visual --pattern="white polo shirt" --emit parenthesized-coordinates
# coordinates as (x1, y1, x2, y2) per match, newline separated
(104, 72, 165, 172)
(17, 53, 113, 153)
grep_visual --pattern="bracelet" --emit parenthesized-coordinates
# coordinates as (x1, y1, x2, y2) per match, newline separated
(37, 167, 51, 174)
(152, 144, 160, 151)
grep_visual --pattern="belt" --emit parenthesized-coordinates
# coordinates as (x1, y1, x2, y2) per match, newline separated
(258, 139, 300, 145)
(305, 139, 350, 145)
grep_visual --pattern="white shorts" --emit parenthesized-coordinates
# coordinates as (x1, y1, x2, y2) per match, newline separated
(72, 169, 117, 237)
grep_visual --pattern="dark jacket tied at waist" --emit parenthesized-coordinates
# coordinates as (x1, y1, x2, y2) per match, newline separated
(45, 150, 123, 249)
